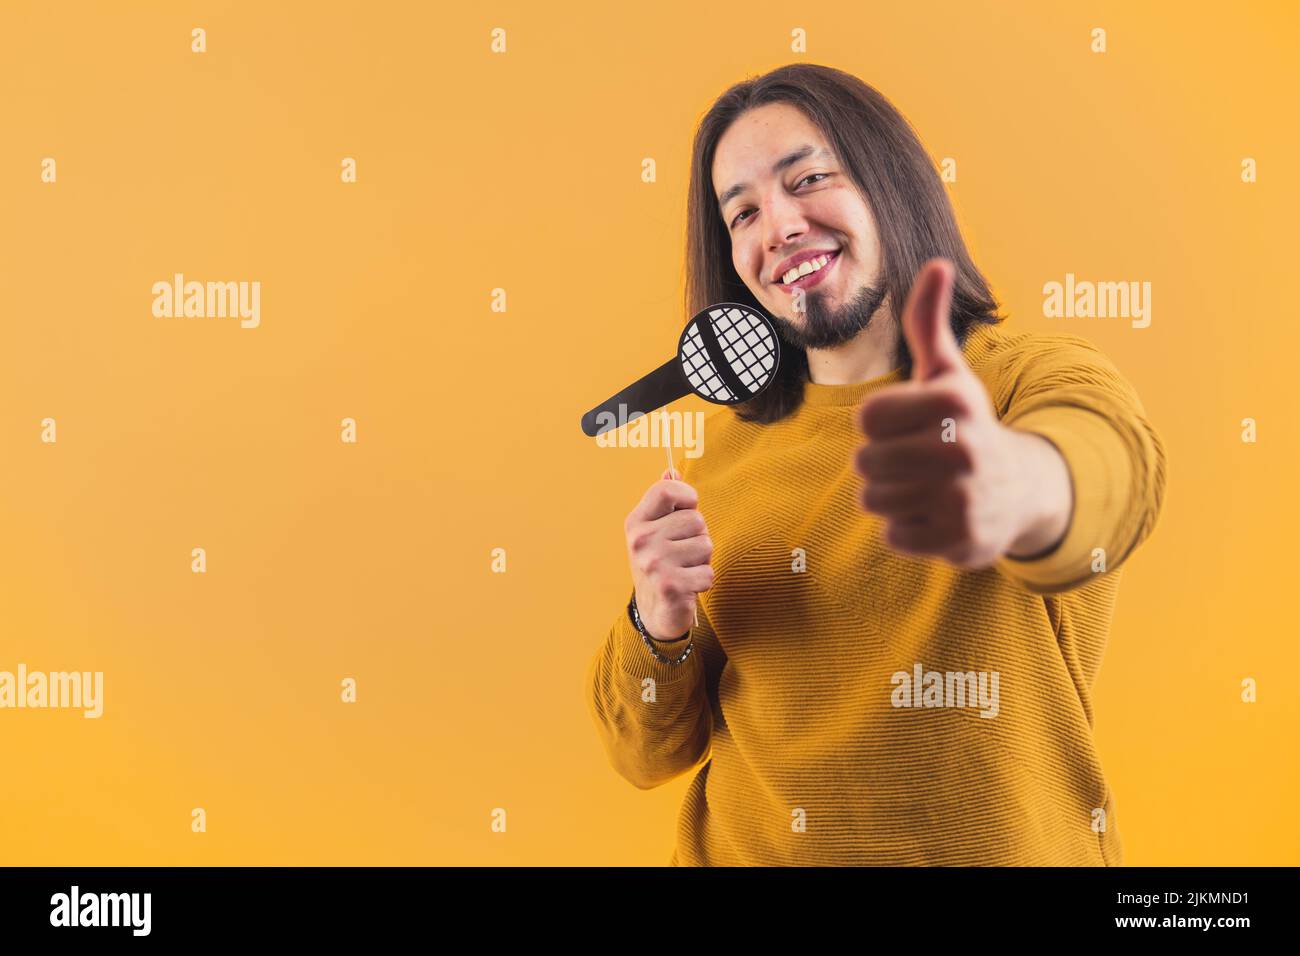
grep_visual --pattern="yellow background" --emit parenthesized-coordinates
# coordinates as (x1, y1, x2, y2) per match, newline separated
(0, 0, 1296, 865)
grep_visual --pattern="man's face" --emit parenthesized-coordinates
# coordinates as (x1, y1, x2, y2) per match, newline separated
(712, 101, 888, 350)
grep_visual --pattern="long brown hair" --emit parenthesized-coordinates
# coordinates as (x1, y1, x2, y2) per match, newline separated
(686, 63, 1003, 424)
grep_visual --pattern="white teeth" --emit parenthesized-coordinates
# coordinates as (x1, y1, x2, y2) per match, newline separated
(781, 253, 834, 285)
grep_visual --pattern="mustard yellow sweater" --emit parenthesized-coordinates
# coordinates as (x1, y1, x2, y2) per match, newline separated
(584, 321, 1167, 866)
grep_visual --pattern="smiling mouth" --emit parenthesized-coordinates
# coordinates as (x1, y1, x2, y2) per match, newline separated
(774, 250, 840, 291)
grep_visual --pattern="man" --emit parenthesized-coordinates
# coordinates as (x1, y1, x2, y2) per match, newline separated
(584, 64, 1166, 865)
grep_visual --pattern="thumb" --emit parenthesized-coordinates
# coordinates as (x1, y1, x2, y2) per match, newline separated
(903, 258, 962, 382)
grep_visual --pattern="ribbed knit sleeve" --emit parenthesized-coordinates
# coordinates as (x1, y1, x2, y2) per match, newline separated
(992, 334, 1168, 594)
(583, 600, 716, 790)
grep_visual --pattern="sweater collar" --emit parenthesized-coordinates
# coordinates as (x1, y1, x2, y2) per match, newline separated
(800, 368, 906, 406)
(798, 323, 1001, 407)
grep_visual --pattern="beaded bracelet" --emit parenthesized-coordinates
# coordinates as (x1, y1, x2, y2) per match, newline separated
(628, 589, 695, 666)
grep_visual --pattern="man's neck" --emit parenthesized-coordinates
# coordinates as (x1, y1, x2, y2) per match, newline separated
(805, 317, 900, 385)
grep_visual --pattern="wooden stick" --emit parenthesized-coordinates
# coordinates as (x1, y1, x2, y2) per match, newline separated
(663, 446, 699, 628)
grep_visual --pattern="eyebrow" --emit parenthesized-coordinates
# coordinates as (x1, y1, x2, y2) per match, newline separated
(717, 144, 830, 213)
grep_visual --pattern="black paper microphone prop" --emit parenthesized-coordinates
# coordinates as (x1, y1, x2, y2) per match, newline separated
(580, 302, 782, 437)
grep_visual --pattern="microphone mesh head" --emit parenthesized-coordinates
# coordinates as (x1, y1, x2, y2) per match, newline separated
(678, 304, 779, 404)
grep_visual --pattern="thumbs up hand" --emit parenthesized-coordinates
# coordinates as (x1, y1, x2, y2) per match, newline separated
(853, 259, 1072, 568)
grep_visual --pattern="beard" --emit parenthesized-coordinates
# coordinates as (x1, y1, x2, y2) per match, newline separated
(769, 278, 889, 351)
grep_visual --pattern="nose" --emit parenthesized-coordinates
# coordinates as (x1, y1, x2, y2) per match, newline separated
(762, 190, 809, 260)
